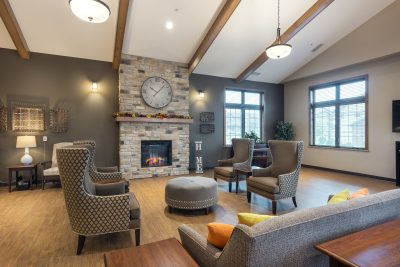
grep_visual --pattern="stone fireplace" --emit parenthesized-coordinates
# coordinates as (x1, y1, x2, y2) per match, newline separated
(118, 55, 190, 179)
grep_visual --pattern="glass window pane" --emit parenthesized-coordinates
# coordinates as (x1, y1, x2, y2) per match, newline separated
(340, 103, 365, 148)
(244, 109, 261, 139)
(225, 108, 242, 145)
(225, 90, 242, 104)
(340, 81, 366, 99)
(244, 92, 260, 105)
(314, 106, 336, 146)
(314, 87, 336, 103)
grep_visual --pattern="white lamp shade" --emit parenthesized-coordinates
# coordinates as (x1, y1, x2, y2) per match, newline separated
(266, 43, 292, 59)
(69, 0, 111, 23)
(16, 136, 37, 148)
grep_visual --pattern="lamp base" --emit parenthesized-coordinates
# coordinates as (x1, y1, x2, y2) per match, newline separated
(21, 154, 33, 165)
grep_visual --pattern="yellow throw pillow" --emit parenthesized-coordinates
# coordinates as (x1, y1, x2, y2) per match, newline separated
(328, 189, 350, 204)
(350, 188, 369, 199)
(238, 213, 275, 226)
(207, 223, 234, 249)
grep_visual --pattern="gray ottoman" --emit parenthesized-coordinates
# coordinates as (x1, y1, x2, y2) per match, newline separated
(165, 176, 218, 214)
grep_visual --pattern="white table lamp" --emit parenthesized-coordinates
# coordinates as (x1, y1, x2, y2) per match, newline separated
(16, 136, 37, 165)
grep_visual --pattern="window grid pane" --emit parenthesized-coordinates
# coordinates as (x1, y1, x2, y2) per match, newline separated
(314, 87, 336, 102)
(244, 92, 260, 105)
(244, 109, 261, 138)
(340, 103, 365, 148)
(314, 106, 336, 146)
(225, 90, 242, 104)
(340, 81, 366, 99)
(225, 108, 242, 145)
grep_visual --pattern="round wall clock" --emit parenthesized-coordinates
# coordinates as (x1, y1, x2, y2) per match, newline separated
(141, 77, 173, 109)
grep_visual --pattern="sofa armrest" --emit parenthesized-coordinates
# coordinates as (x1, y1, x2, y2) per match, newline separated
(95, 181, 126, 196)
(96, 166, 119, 173)
(178, 224, 221, 267)
(218, 158, 234, 167)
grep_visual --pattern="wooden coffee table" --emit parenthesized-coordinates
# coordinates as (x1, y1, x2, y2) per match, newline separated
(104, 238, 198, 267)
(315, 219, 400, 267)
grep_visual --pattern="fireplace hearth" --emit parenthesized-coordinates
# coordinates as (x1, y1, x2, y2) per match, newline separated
(141, 140, 172, 168)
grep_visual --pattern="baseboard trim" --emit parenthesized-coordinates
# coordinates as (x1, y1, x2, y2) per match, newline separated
(302, 164, 396, 183)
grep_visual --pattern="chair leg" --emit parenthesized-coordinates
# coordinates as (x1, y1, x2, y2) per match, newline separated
(214, 177, 217, 182)
(204, 207, 209, 215)
(135, 228, 140, 246)
(228, 182, 232, 193)
(77, 235, 85, 255)
(272, 200, 277, 215)
(247, 192, 251, 203)
(292, 196, 298, 208)
(168, 206, 173, 213)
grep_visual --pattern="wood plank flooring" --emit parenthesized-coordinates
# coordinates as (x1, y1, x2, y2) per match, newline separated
(0, 167, 396, 267)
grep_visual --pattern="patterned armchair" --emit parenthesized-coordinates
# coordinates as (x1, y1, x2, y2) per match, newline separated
(73, 140, 129, 191)
(57, 146, 141, 255)
(247, 140, 304, 214)
(214, 138, 254, 192)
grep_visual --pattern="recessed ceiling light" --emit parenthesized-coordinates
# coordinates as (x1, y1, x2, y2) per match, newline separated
(165, 21, 174, 30)
(69, 0, 111, 23)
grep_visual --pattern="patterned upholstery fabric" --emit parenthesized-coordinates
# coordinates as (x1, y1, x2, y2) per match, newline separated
(57, 147, 136, 236)
(214, 138, 254, 183)
(179, 189, 400, 267)
(51, 142, 74, 168)
(247, 141, 304, 201)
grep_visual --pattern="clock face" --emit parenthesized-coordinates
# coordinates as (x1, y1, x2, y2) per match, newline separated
(141, 77, 173, 109)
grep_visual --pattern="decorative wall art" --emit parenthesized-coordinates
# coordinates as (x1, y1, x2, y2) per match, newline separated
(199, 112, 215, 123)
(0, 106, 7, 132)
(49, 109, 68, 133)
(200, 124, 215, 134)
(195, 141, 203, 174)
(12, 105, 45, 132)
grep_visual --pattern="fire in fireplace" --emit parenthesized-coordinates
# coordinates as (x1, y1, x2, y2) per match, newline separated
(141, 140, 172, 167)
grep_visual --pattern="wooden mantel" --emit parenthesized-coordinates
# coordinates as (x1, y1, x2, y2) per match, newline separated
(115, 117, 194, 124)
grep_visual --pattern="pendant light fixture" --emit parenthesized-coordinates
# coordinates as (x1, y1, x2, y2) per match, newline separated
(69, 0, 111, 23)
(266, 0, 292, 59)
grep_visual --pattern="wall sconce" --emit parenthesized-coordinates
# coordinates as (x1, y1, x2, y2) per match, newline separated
(198, 90, 205, 99)
(92, 82, 98, 92)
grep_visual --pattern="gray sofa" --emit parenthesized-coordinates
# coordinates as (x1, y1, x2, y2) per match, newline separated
(178, 189, 400, 267)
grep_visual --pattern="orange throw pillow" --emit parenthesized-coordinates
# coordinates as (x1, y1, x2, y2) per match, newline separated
(350, 188, 369, 199)
(207, 223, 234, 249)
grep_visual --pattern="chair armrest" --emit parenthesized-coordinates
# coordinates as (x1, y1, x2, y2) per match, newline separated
(218, 158, 234, 167)
(96, 166, 119, 173)
(178, 224, 221, 267)
(95, 181, 126, 196)
(252, 166, 272, 177)
(90, 171, 123, 183)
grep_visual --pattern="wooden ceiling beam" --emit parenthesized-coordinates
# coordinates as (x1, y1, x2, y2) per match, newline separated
(0, 0, 29, 59)
(188, 0, 241, 74)
(112, 0, 130, 70)
(236, 0, 335, 83)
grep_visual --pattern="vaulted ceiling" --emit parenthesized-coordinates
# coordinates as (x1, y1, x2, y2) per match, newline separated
(0, 0, 397, 83)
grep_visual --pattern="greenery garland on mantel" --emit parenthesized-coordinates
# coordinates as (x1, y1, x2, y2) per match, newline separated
(113, 112, 193, 120)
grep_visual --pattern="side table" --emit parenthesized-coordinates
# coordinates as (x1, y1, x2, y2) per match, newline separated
(234, 166, 260, 194)
(8, 164, 37, 192)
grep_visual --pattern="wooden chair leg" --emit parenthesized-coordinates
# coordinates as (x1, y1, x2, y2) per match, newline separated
(77, 235, 85, 255)
(272, 200, 277, 215)
(135, 228, 140, 246)
(228, 182, 232, 193)
(168, 206, 173, 213)
(247, 192, 251, 203)
(292, 196, 298, 208)
(204, 207, 209, 215)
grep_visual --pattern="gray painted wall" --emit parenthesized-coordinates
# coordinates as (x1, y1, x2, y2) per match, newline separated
(189, 74, 283, 169)
(0, 49, 118, 181)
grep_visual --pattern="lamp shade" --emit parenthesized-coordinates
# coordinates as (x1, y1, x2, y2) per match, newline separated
(266, 43, 292, 59)
(16, 136, 37, 148)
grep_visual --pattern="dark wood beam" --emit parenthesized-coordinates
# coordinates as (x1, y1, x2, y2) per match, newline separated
(188, 0, 241, 74)
(0, 0, 29, 59)
(236, 0, 334, 83)
(112, 0, 130, 70)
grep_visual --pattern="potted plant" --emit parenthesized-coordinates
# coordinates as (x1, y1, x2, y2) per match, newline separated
(274, 121, 295, 141)
(244, 131, 267, 149)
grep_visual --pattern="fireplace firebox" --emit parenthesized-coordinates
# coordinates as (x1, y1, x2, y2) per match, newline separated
(141, 140, 172, 167)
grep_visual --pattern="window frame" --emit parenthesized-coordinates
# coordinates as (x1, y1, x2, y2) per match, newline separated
(224, 88, 264, 146)
(309, 75, 369, 151)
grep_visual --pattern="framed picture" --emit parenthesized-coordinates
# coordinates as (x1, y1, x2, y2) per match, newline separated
(12, 106, 45, 132)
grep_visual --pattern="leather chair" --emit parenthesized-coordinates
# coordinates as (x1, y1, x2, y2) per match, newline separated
(247, 140, 304, 214)
(214, 138, 254, 192)
(57, 146, 140, 255)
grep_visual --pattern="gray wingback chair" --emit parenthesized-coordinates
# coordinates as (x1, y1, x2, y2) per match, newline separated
(214, 138, 254, 192)
(57, 146, 140, 255)
(247, 140, 304, 214)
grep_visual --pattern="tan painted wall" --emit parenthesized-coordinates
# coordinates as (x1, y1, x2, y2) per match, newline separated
(286, 0, 400, 82)
(284, 55, 400, 179)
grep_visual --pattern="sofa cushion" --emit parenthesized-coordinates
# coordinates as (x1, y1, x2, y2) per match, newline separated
(238, 213, 275, 226)
(328, 189, 350, 204)
(247, 176, 279, 194)
(350, 188, 369, 199)
(207, 223, 234, 249)
(214, 166, 234, 177)
(43, 167, 59, 176)
(130, 192, 141, 220)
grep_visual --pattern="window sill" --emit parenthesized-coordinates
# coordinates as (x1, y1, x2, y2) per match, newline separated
(308, 145, 369, 152)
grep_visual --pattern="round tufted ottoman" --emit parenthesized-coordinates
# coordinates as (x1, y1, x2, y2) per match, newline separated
(165, 176, 218, 214)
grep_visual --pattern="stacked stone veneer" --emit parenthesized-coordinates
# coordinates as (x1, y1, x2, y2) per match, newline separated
(119, 55, 190, 179)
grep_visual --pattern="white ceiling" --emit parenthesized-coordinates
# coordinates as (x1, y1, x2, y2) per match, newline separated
(0, 0, 397, 83)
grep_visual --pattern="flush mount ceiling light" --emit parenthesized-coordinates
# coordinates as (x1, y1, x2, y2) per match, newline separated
(266, 0, 292, 59)
(165, 20, 174, 30)
(69, 0, 111, 23)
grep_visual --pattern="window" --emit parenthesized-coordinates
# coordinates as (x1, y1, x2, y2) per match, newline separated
(310, 76, 368, 150)
(225, 89, 263, 145)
